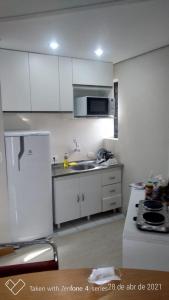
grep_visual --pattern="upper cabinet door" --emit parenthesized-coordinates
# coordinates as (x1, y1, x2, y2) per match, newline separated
(0, 50, 31, 111)
(72, 58, 113, 87)
(29, 53, 59, 111)
(59, 57, 73, 111)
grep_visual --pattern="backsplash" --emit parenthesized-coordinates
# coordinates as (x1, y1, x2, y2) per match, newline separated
(3, 113, 114, 163)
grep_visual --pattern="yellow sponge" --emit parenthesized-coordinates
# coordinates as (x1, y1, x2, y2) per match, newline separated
(68, 162, 78, 166)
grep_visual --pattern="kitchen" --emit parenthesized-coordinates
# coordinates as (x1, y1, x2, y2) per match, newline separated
(0, 0, 169, 298)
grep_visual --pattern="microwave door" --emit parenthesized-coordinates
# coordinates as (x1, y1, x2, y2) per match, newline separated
(87, 97, 109, 115)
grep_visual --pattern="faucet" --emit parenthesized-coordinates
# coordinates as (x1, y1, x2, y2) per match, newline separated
(73, 138, 80, 152)
(66, 139, 80, 158)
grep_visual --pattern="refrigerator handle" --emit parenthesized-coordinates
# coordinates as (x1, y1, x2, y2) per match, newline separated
(18, 136, 25, 171)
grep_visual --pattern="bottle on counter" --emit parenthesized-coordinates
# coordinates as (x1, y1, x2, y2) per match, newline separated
(152, 185, 160, 201)
(159, 180, 168, 202)
(166, 181, 169, 203)
(63, 153, 69, 169)
(145, 182, 154, 200)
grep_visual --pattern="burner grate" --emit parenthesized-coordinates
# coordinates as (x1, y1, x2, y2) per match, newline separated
(144, 200, 163, 211)
(134, 200, 169, 232)
(143, 212, 165, 226)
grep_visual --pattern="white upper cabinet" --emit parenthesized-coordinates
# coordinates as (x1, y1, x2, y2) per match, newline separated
(59, 57, 73, 111)
(72, 58, 113, 87)
(0, 50, 31, 111)
(29, 53, 59, 111)
(0, 49, 113, 111)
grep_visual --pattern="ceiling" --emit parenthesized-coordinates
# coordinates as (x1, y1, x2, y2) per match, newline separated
(0, 0, 168, 63)
(0, 0, 151, 19)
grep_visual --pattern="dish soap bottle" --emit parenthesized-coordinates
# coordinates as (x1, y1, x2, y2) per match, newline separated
(64, 153, 69, 169)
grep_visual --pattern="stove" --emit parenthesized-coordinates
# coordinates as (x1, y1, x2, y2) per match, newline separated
(133, 200, 169, 233)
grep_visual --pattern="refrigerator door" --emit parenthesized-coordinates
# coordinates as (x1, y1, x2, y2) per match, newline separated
(5, 133, 53, 242)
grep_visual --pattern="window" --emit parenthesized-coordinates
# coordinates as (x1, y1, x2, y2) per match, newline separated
(114, 81, 118, 139)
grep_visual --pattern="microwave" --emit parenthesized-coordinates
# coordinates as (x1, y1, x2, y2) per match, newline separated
(74, 96, 114, 117)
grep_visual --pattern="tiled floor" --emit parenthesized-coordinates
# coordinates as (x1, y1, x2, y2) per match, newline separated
(53, 213, 125, 269)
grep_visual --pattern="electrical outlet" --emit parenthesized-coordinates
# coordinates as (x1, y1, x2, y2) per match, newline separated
(51, 154, 58, 164)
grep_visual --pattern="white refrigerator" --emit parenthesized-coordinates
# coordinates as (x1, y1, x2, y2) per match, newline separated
(4, 131, 53, 243)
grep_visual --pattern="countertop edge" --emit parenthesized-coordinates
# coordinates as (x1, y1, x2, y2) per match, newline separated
(52, 163, 123, 178)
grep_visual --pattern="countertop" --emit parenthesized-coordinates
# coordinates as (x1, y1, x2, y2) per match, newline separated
(123, 188, 169, 244)
(0, 268, 168, 299)
(52, 162, 123, 178)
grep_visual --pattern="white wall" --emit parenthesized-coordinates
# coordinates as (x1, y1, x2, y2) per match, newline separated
(114, 46, 169, 210)
(3, 113, 114, 163)
(0, 90, 10, 243)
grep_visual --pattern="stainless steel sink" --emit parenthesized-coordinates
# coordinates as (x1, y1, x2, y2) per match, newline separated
(70, 162, 96, 171)
(52, 159, 119, 177)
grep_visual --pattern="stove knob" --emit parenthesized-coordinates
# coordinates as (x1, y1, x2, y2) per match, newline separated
(133, 217, 137, 222)
(135, 204, 139, 208)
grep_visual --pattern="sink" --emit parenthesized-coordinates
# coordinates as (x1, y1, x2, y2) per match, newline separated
(70, 161, 96, 171)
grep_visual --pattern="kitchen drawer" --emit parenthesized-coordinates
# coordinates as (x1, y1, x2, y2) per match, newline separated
(102, 183, 121, 198)
(102, 195, 121, 212)
(102, 168, 121, 186)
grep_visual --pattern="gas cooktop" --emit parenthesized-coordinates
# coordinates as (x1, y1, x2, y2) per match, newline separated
(133, 200, 169, 233)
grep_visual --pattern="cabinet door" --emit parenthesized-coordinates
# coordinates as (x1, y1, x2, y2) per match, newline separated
(72, 58, 113, 86)
(80, 173, 101, 217)
(0, 50, 31, 111)
(53, 176, 80, 224)
(59, 57, 73, 111)
(29, 53, 59, 111)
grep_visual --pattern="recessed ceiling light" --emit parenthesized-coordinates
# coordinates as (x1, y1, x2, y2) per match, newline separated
(20, 116, 29, 122)
(50, 41, 59, 50)
(94, 48, 103, 57)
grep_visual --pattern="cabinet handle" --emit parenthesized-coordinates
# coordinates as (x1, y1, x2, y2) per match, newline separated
(110, 201, 116, 206)
(77, 194, 80, 202)
(110, 176, 115, 180)
(82, 193, 85, 201)
(109, 189, 116, 193)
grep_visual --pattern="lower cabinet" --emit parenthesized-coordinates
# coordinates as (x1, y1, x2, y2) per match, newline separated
(102, 183, 122, 212)
(53, 176, 80, 224)
(53, 173, 101, 225)
(79, 173, 101, 218)
(53, 167, 122, 226)
(101, 169, 122, 212)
